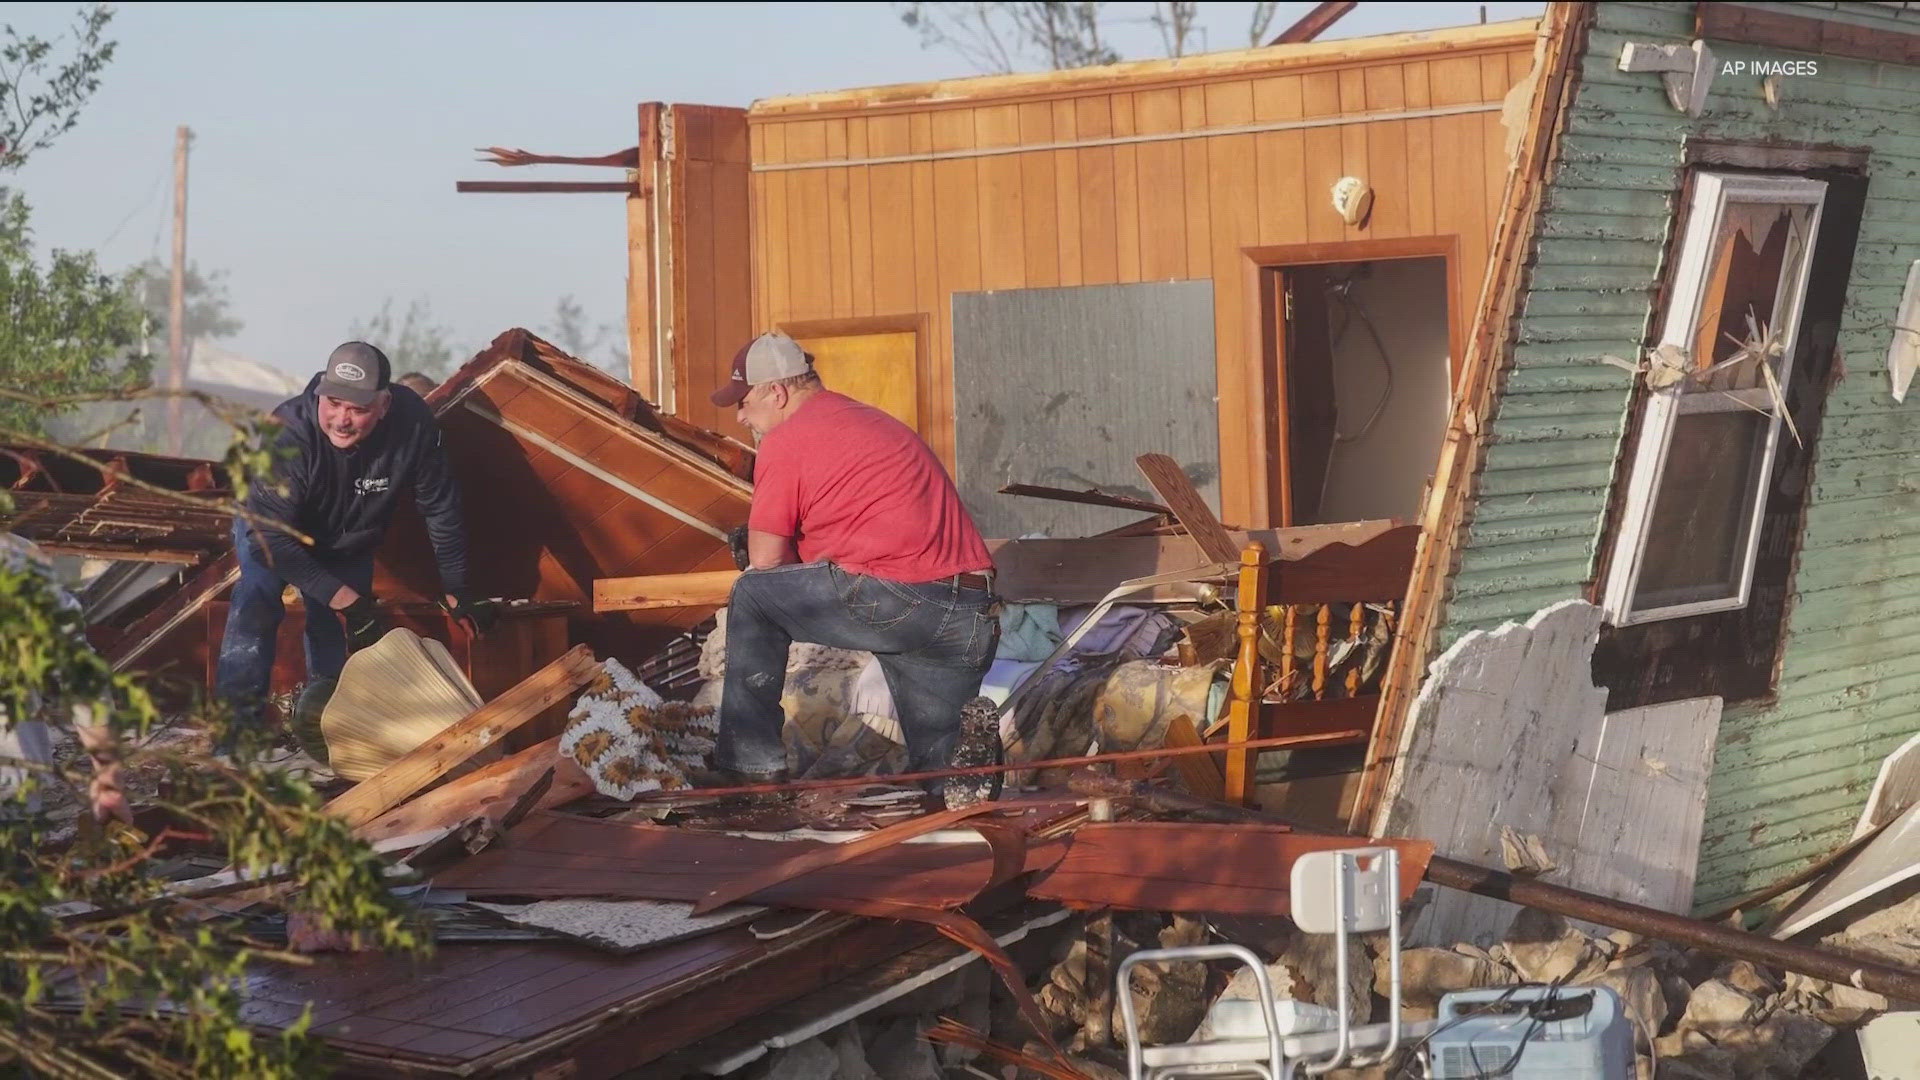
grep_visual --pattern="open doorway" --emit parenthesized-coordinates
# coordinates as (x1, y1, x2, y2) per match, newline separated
(1264, 253, 1455, 526)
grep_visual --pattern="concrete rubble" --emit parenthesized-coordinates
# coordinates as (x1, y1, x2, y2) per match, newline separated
(733, 882, 1919, 1080)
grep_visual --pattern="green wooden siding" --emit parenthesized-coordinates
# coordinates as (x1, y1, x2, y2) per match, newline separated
(1431, 0, 1920, 909)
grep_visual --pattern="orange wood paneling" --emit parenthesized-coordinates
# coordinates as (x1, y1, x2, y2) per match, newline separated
(1111, 92, 1143, 282)
(666, 105, 756, 441)
(1017, 101, 1061, 288)
(1135, 87, 1187, 281)
(976, 104, 1026, 292)
(1251, 75, 1306, 249)
(734, 36, 1531, 525)
(1179, 86, 1212, 281)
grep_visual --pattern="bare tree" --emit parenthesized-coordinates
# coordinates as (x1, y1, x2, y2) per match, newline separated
(1149, 1, 1201, 58)
(897, 2, 1121, 74)
(1247, 0, 1282, 47)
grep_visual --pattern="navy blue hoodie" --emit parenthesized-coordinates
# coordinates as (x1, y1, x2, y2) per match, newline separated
(244, 375, 468, 602)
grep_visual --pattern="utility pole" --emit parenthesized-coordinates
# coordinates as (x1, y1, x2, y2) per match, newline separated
(166, 125, 192, 455)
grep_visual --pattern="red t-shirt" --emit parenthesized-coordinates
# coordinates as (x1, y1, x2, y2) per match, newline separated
(749, 391, 993, 583)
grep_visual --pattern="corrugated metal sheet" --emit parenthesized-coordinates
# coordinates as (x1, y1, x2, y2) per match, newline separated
(1431, 0, 1920, 908)
(951, 281, 1219, 538)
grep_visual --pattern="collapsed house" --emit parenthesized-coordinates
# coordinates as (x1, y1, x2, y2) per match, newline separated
(15, 1, 1920, 1077)
(593, 0, 1920, 932)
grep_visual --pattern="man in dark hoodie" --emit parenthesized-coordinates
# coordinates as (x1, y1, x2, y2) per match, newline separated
(214, 342, 490, 737)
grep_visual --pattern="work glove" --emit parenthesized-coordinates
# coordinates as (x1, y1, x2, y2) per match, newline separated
(341, 594, 388, 651)
(443, 591, 499, 637)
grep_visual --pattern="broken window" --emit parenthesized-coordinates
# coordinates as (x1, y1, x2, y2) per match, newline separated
(1601, 173, 1827, 626)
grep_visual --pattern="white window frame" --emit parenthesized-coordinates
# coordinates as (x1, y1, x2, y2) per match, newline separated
(1601, 172, 1827, 627)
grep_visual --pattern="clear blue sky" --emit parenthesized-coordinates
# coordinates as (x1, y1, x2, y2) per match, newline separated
(13, 1, 1545, 378)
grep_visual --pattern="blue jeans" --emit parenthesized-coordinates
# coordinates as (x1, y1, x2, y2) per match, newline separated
(716, 562, 999, 780)
(214, 520, 374, 733)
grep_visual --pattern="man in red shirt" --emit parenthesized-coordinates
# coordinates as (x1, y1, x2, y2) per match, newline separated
(708, 331, 1000, 792)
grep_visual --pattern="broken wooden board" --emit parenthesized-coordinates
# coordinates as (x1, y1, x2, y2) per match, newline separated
(324, 645, 600, 829)
(1136, 452, 1241, 565)
(1027, 823, 1432, 916)
(355, 734, 594, 845)
(1163, 715, 1225, 800)
(594, 569, 742, 613)
(1856, 729, 1920, 840)
(433, 810, 1070, 913)
(1772, 799, 1920, 940)
(1378, 600, 1723, 946)
(987, 520, 1399, 605)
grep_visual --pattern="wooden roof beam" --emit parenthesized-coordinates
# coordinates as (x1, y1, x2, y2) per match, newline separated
(455, 180, 633, 194)
(1270, 0, 1359, 45)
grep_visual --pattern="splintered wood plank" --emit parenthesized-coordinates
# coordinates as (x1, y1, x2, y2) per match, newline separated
(1137, 453, 1239, 565)
(356, 735, 594, 844)
(1076, 95, 1119, 285)
(1302, 72, 1345, 245)
(976, 104, 1026, 291)
(1028, 823, 1433, 916)
(1017, 101, 1060, 288)
(594, 569, 742, 612)
(325, 645, 600, 829)
(1252, 75, 1307, 247)
(1363, 64, 1411, 238)
(1134, 87, 1186, 281)
(691, 803, 1001, 915)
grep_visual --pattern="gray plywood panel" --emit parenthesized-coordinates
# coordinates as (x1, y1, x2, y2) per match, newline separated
(952, 281, 1218, 539)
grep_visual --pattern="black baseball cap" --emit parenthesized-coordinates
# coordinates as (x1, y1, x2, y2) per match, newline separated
(316, 342, 392, 407)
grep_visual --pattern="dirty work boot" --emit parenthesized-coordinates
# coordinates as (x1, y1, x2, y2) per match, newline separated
(941, 697, 1004, 811)
(289, 678, 337, 767)
(686, 763, 795, 814)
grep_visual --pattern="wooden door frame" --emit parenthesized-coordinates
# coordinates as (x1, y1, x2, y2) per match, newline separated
(776, 313, 933, 434)
(1242, 236, 1463, 527)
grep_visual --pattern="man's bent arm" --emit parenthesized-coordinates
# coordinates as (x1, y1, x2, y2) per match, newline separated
(249, 437, 351, 605)
(412, 424, 470, 598)
(747, 530, 797, 569)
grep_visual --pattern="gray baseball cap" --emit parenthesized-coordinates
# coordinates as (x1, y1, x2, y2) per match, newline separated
(710, 332, 813, 407)
(316, 342, 392, 407)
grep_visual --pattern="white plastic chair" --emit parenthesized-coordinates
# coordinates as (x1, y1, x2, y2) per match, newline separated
(1117, 847, 1420, 1080)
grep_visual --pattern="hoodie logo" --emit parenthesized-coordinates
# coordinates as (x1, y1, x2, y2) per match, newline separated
(353, 476, 390, 496)
(334, 362, 367, 382)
